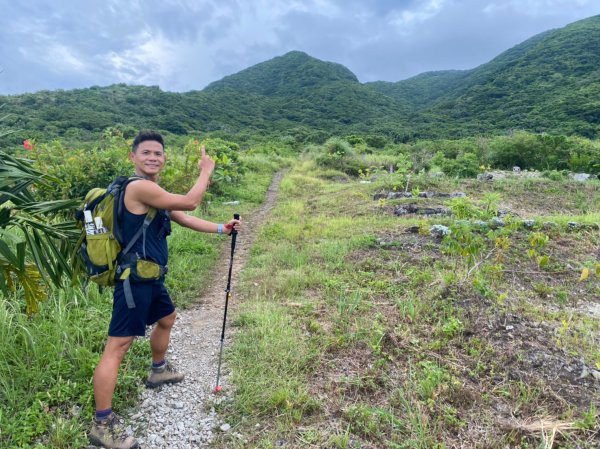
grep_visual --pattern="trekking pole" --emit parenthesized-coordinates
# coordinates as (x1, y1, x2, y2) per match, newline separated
(214, 213, 239, 394)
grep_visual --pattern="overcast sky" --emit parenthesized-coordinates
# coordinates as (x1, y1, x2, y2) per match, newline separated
(1, 0, 598, 95)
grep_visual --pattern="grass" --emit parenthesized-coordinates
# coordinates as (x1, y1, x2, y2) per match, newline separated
(214, 162, 600, 448)
(0, 150, 288, 448)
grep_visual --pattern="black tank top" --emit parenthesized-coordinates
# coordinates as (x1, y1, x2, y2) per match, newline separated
(121, 206, 171, 267)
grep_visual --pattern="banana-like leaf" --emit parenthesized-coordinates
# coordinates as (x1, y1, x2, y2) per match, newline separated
(14, 199, 79, 214)
(0, 240, 18, 266)
(14, 216, 77, 240)
(16, 265, 46, 314)
(0, 150, 80, 312)
(16, 241, 25, 271)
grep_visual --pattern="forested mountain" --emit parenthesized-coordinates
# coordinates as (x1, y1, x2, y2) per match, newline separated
(423, 17, 600, 138)
(204, 50, 359, 95)
(193, 51, 411, 135)
(366, 70, 470, 109)
(1, 15, 599, 143)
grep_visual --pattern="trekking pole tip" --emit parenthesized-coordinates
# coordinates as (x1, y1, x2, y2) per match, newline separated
(214, 385, 223, 394)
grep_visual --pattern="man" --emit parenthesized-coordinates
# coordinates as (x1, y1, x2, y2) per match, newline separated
(89, 130, 240, 449)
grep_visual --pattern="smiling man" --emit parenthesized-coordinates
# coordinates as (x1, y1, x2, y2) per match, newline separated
(89, 130, 240, 449)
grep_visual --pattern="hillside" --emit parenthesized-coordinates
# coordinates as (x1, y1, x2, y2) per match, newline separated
(214, 162, 600, 448)
(366, 70, 470, 109)
(1, 15, 600, 142)
(204, 50, 359, 96)
(195, 52, 411, 134)
(425, 15, 600, 137)
(0, 52, 410, 143)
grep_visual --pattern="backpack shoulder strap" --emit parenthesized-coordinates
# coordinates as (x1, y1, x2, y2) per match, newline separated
(112, 176, 146, 245)
(121, 207, 157, 258)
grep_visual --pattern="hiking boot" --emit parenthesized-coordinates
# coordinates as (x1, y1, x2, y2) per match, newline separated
(145, 361, 185, 388)
(88, 413, 139, 449)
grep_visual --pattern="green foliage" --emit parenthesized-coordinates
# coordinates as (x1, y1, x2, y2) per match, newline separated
(574, 404, 598, 430)
(324, 137, 353, 156)
(431, 151, 481, 178)
(160, 137, 247, 195)
(447, 198, 482, 220)
(481, 192, 502, 217)
(0, 151, 79, 313)
(488, 132, 570, 170)
(442, 224, 487, 267)
(416, 361, 449, 402)
(315, 138, 368, 176)
(0, 285, 149, 448)
(542, 169, 567, 181)
(364, 135, 388, 149)
(26, 134, 132, 201)
(4, 17, 600, 143)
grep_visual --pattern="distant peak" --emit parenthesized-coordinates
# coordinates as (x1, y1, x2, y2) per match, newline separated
(203, 50, 359, 95)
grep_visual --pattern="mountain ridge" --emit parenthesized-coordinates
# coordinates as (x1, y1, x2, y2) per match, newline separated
(1, 14, 599, 141)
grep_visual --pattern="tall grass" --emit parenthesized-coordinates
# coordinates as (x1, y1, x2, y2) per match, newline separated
(0, 148, 290, 447)
(0, 285, 149, 447)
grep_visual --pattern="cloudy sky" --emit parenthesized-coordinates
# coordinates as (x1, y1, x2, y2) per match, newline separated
(1, 0, 598, 95)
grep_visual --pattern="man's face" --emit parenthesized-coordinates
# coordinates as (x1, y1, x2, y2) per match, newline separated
(129, 140, 166, 178)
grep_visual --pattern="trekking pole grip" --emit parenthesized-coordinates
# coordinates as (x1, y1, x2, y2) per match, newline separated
(232, 213, 240, 237)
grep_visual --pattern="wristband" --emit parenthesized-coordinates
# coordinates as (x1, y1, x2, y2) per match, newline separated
(217, 223, 223, 235)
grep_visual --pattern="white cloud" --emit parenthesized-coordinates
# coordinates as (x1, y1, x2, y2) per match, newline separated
(1, 0, 599, 93)
(46, 44, 89, 73)
(388, 0, 447, 33)
(102, 32, 174, 85)
(483, 0, 598, 16)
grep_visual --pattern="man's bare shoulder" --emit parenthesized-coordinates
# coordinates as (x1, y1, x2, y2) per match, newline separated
(127, 179, 162, 194)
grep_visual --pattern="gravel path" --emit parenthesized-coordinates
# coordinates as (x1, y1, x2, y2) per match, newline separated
(121, 171, 284, 449)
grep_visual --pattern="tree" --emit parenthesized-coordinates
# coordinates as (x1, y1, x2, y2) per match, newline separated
(0, 150, 79, 313)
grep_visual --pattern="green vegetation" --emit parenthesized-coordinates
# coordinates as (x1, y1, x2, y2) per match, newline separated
(214, 154, 599, 448)
(0, 151, 79, 313)
(2, 16, 600, 145)
(0, 135, 292, 447)
(2, 14, 600, 447)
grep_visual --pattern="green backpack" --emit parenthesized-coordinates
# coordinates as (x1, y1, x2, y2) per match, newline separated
(75, 176, 164, 307)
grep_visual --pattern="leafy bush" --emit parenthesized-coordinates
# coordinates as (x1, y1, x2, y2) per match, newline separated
(487, 132, 600, 173)
(26, 136, 132, 200)
(365, 135, 388, 149)
(324, 137, 353, 156)
(315, 138, 368, 176)
(447, 197, 482, 220)
(316, 152, 367, 177)
(431, 152, 480, 178)
(345, 135, 366, 146)
(158, 137, 247, 195)
(361, 153, 412, 174)
(542, 169, 567, 181)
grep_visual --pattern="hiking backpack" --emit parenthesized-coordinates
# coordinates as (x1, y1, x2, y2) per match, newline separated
(74, 176, 163, 307)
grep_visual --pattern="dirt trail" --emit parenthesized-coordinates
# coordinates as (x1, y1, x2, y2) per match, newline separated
(124, 171, 284, 449)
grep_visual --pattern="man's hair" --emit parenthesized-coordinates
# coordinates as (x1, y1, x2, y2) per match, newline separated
(131, 130, 164, 152)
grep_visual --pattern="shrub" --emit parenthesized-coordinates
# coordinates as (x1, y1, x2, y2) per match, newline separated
(431, 152, 480, 178)
(161, 137, 246, 195)
(324, 137, 353, 157)
(27, 137, 131, 200)
(542, 170, 566, 181)
(315, 138, 367, 176)
(365, 135, 388, 149)
(315, 152, 367, 177)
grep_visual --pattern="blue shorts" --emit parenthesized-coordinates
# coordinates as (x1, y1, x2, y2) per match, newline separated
(108, 281, 175, 337)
